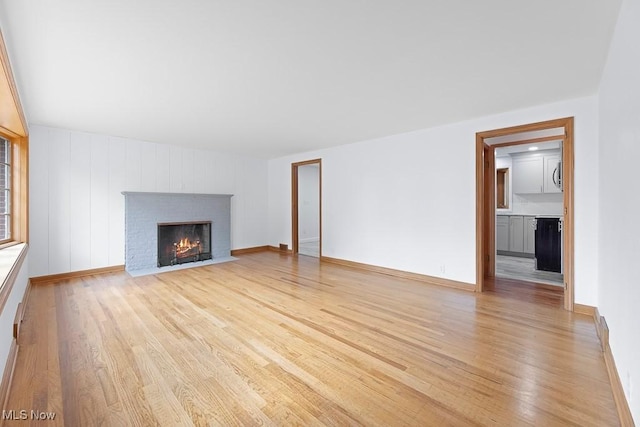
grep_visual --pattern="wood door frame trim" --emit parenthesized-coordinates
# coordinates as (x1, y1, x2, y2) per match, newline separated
(0, 29, 29, 245)
(291, 159, 322, 256)
(0, 30, 28, 138)
(476, 117, 574, 311)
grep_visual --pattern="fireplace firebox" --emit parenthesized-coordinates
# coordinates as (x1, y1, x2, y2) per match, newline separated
(157, 221, 212, 267)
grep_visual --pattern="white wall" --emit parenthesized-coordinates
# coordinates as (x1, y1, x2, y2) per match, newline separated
(269, 96, 600, 303)
(598, 0, 640, 420)
(298, 164, 320, 242)
(29, 125, 269, 277)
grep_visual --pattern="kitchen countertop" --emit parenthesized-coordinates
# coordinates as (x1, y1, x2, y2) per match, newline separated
(497, 213, 534, 216)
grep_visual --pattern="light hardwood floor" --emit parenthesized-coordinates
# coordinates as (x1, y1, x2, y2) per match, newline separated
(5, 252, 618, 426)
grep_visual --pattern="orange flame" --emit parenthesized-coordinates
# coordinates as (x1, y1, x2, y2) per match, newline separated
(174, 237, 201, 257)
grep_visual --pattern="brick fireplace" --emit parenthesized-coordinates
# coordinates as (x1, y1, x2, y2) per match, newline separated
(122, 192, 232, 273)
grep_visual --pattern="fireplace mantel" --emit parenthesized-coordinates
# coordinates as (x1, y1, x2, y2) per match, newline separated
(123, 192, 233, 272)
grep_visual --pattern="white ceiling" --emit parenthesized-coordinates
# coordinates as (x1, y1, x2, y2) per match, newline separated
(0, 1, 622, 159)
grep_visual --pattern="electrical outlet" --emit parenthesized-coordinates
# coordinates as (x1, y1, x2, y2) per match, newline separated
(440, 264, 446, 274)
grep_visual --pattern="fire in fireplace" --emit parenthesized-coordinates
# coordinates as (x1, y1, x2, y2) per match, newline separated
(157, 221, 212, 267)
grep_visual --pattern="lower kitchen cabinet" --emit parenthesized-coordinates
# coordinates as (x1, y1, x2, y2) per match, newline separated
(496, 216, 510, 252)
(497, 215, 536, 257)
(509, 216, 524, 252)
(524, 216, 536, 254)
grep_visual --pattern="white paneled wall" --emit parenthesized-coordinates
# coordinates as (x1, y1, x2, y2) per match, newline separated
(29, 125, 268, 277)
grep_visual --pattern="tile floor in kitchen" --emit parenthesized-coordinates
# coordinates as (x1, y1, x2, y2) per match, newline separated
(496, 254, 563, 287)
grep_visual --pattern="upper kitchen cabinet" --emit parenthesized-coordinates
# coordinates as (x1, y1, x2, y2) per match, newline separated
(512, 150, 562, 194)
(512, 156, 543, 193)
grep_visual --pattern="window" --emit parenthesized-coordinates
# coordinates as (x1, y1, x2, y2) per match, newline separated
(0, 137, 10, 241)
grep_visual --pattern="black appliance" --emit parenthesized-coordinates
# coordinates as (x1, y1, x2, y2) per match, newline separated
(535, 217, 561, 273)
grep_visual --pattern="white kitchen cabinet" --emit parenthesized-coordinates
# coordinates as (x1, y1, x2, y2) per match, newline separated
(543, 154, 562, 193)
(524, 216, 536, 254)
(512, 156, 543, 194)
(497, 215, 535, 256)
(512, 150, 562, 194)
(509, 215, 524, 252)
(496, 216, 510, 252)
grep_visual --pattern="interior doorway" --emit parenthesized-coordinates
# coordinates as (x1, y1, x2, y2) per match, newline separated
(292, 159, 322, 257)
(476, 117, 574, 311)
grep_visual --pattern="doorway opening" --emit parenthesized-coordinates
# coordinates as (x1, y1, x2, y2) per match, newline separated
(292, 159, 322, 257)
(476, 117, 574, 311)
